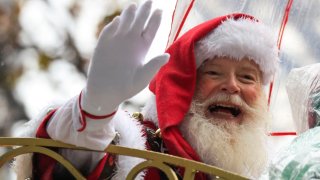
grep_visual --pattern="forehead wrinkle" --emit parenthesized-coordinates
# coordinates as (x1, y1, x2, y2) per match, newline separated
(238, 66, 259, 74)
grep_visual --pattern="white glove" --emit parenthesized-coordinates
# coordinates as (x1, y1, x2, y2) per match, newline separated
(82, 0, 169, 115)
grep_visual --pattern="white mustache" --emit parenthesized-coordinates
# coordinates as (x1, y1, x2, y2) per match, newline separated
(192, 93, 254, 115)
(204, 93, 246, 106)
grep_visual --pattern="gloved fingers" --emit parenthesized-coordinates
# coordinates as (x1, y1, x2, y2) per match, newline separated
(100, 16, 120, 40)
(118, 3, 137, 34)
(131, 0, 152, 34)
(142, 9, 162, 43)
(132, 53, 169, 92)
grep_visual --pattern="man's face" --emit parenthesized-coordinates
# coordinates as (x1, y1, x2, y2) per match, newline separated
(194, 57, 263, 123)
(180, 57, 269, 178)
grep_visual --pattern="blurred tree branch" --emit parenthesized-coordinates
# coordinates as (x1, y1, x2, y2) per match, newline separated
(0, 0, 27, 135)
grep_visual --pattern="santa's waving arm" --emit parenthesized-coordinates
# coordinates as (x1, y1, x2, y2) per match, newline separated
(45, 0, 168, 167)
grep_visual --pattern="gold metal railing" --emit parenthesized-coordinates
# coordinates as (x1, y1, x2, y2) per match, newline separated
(0, 137, 249, 180)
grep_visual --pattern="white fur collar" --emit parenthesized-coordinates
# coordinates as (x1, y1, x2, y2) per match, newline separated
(112, 94, 158, 179)
(112, 110, 147, 180)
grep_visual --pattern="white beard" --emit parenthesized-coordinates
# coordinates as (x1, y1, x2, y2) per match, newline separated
(180, 93, 270, 179)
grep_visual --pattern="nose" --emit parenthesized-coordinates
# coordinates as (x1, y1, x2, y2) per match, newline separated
(220, 75, 240, 94)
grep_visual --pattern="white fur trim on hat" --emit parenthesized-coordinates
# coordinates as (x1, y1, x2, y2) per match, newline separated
(195, 17, 279, 85)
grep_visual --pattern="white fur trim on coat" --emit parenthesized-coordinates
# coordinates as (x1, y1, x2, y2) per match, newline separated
(195, 17, 279, 85)
(112, 110, 147, 180)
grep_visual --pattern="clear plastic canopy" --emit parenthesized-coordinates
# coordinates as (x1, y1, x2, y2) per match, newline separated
(168, 0, 320, 132)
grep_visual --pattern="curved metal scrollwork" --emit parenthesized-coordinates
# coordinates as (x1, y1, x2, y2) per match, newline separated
(127, 160, 178, 180)
(0, 146, 85, 179)
(0, 137, 249, 180)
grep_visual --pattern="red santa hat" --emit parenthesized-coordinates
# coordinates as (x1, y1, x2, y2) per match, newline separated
(149, 13, 279, 164)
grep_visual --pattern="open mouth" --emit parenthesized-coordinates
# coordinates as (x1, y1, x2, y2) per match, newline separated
(208, 104, 242, 118)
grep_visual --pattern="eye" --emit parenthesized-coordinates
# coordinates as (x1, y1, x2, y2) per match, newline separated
(239, 74, 257, 83)
(243, 74, 255, 80)
(205, 71, 220, 76)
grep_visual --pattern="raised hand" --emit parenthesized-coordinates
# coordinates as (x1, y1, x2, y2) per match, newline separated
(82, 0, 169, 115)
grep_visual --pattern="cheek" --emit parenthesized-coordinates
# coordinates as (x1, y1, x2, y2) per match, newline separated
(241, 86, 262, 105)
(195, 78, 218, 99)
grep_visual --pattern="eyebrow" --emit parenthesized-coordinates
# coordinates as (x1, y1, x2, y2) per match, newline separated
(203, 61, 261, 72)
(202, 62, 222, 68)
(239, 66, 262, 81)
(204, 62, 258, 70)
(239, 65, 260, 74)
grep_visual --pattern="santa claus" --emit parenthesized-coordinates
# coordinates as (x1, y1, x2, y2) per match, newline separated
(14, 0, 279, 179)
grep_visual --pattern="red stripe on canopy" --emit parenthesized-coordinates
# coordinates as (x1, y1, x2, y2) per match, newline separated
(268, 0, 294, 106)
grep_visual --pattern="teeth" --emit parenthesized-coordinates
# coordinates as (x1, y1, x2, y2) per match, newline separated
(215, 104, 238, 109)
(208, 104, 241, 117)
